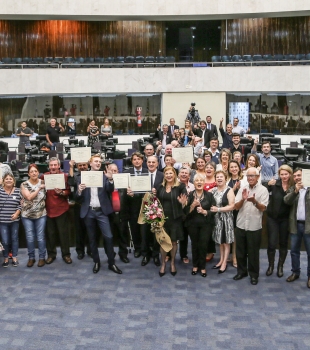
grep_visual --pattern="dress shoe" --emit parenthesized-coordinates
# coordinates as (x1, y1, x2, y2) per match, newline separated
(159, 264, 166, 277)
(233, 273, 248, 280)
(134, 250, 141, 258)
(141, 256, 150, 266)
(109, 264, 122, 274)
(93, 262, 100, 274)
(206, 253, 214, 262)
(153, 256, 160, 267)
(27, 259, 36, 268)
(120, 256, 130, 264)
(63, 256, 72, 264)
(191, 268, 198, 275)
(45, 257, 55, 264)
(77, 253, 85, 260)
(307, 277, 310, 289)
(170, 267, 177, 276)
(218, 266, 227, 274)
(212, 264, 221, 269)
(200, 270, 207, 278)
(286, 273, 300, 282)
(250, 277, 258, 285)
(37, 259, 45, 267)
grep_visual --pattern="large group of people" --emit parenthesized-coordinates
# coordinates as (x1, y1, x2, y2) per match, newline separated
(1, 115, 310, 289)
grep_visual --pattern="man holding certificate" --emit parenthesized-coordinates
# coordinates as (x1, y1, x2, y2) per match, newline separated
(41, 157, 72, 265)
(76, 154, 122, 275)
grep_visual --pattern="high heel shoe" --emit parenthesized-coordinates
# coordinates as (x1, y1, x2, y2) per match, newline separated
(212, 265, 221, 269)
(191, 268, 198, 275)
(200, 270, 207, 277)
(170, 266, 177, 276)
(218, 266, 227, 274)
(159, 264, 166, 277)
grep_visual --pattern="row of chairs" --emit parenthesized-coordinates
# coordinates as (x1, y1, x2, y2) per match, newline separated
(0, 56, 176, 68)
(211, 54, 310, 66)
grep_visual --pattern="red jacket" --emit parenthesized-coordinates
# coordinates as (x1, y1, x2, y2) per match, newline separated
(40, 171, 70, 218)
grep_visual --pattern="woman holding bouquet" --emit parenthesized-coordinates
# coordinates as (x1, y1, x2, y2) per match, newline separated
(185, 174, 216, 277)
(156, 166, 187, 277)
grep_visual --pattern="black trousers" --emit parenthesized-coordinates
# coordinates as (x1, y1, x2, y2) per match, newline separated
(189, 224, 213, 270)
(109, 213, 129, 258)
(236, 227, 262, 279)
(141, 223, 160, 258)
(46, 212, 70, 258)
(267, 216, 289, 253)
(179, 225, 189, 259)
(73, 205, 90, 255)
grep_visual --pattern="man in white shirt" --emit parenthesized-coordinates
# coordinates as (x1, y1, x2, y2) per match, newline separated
(232, 118, 249, 136)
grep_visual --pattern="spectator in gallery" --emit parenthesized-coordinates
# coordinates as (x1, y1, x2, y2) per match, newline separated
(87, 120, 100, 147)
(104, 105, 110, 116)
(16, 121, 33, 144)
(101, 117, 112, 136)
(46, 118, 64, 149)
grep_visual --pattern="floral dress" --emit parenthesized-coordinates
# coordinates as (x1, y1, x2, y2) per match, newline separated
(87, 125, 99, 147)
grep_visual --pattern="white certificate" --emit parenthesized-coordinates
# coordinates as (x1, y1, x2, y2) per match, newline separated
(81, 171, 103, 188)
(113, 173, 129, 189)
(44, 174, 66, 190)
(302, 169, 310, 187)
(129, 174, 151, 192)
(70, 147, 91, 163)
(172, 146, 194, 163)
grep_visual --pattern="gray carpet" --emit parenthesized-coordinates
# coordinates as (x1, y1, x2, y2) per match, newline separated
(0, 248, 310, 350)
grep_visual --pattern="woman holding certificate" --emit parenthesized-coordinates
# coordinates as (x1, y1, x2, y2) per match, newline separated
(156, 166, 187, 277)
(21, 164, 47, 268)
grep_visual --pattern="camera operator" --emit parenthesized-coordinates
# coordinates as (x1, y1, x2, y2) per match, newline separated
(186, 103, 201, 128)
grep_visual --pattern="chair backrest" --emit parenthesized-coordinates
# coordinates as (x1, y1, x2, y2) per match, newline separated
(221, 55, 231, 62)
(115, 56, 124, 63)
(125, 56, 135, 63)
(156, 56, 165, 63)
(296, 54, 306, 60)
(135, 56, 145, 63)
(286, 148, 307, 161)
(54, 57, 64, 63)
(293, 161, 310, 170)
(145, 56, 154, 62)
(85, 57, 94, 63)
(211, 56, 221, 62)
(261, 137, 281, 148)
(95, 57, 104, 63)
(2, 57, 11, 63)
(242, 55, 252, 61)
(263, 54, 273, 61)
(253, 55, 263, 60)
(165, 56, 175, 63)
(232, 55, 242, 61)
(259, 133, 275, 142)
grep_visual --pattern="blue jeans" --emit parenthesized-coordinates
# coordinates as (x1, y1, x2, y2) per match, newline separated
(22, 216, 47, 260)
(0, 221, 19, 258)
(290, 222, 310, 276)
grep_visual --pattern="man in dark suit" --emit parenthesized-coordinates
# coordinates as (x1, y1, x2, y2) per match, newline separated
(76, 154, 122, 275)
(124, 152, 148, 258)
(206, 116, 218, 138)
(155, 124, 173, 149)
(141, 155, 164, 267)
(194, 120, 211, 148)
(168, 118, 179, 136)
(142, 143, 155, 168)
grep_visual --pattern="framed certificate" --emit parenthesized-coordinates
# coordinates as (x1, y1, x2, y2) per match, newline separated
(129, 174, 151, 193)
(172, 146, 194, 163)
(70, 147, 91, 163)
(302, 169, 310, 187)
(112, 173, 130, 189)
(81, 171, 103, 188)
(44, 174, 66, 190)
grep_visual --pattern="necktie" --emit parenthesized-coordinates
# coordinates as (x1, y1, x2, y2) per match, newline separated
(136, 171, 141, 176)
(151, 173, 154, 188)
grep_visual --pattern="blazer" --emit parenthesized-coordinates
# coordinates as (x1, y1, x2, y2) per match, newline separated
(76, 174, 114, 218)
(168, 125, 179, 135)
(194, 128, 212, 148)
(157, 182, 187, 219)
(157, 131, 173, 145)
(152, 171, 164, 189)
(267, 179, 290, 220)
(206, 123, 218, 138)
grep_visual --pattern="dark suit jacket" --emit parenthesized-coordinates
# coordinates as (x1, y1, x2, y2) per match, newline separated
(194, 128, 212, 148)
(152, 171, 164, 189)
(156, 131, 173, 145)
(76, 174, 114, 218)
(206, 123, 218, 138)
(168, 125, 179, 135)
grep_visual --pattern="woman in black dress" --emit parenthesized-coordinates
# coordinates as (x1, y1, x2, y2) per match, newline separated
(185, 173, 216, 277)
(156, 166, 187, 277)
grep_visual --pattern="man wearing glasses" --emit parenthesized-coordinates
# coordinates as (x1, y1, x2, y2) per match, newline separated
(234, 167, 269, 285)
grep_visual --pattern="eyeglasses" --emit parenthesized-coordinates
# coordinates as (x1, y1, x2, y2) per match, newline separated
(246, 175, 258, 178)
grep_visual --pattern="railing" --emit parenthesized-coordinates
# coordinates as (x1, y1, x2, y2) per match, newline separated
(0, 60, 310, 69)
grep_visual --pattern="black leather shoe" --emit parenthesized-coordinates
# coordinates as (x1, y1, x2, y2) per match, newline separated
(120, 256, 130, 264)
(200, 271, 207, 278)
(77, 253, 85, 260)
(218, 266, 227, 274)
(286, 273, 300, 282)
(307, 277, 310, 289)
(93, 262, 100, 274)
(109, 264, 122, 274)
(134, 251, 141, 258)
(141, 256, 150, 266)
(212, 265, 221, 269)
(191, 268, 198, 275)
(250, 277, 258, 285)
(233, 273, 248, 280)
(153, 256, 160, 267)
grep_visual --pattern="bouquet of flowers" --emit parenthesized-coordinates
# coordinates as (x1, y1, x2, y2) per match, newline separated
(142, 193, 166, 224)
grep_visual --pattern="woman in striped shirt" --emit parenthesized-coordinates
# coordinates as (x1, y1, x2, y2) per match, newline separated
(0, 173, 21, 267)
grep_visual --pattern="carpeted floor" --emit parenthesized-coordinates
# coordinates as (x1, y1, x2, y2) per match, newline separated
(0, 247, 310, 350)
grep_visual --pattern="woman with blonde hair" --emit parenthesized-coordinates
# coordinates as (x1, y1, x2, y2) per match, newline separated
(216, 148, 232, 172)
(210, 170, 235, 273)
(266, 164, 294, 278)
(101, 117, 112, 136)
(155, 166, 187, 277)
